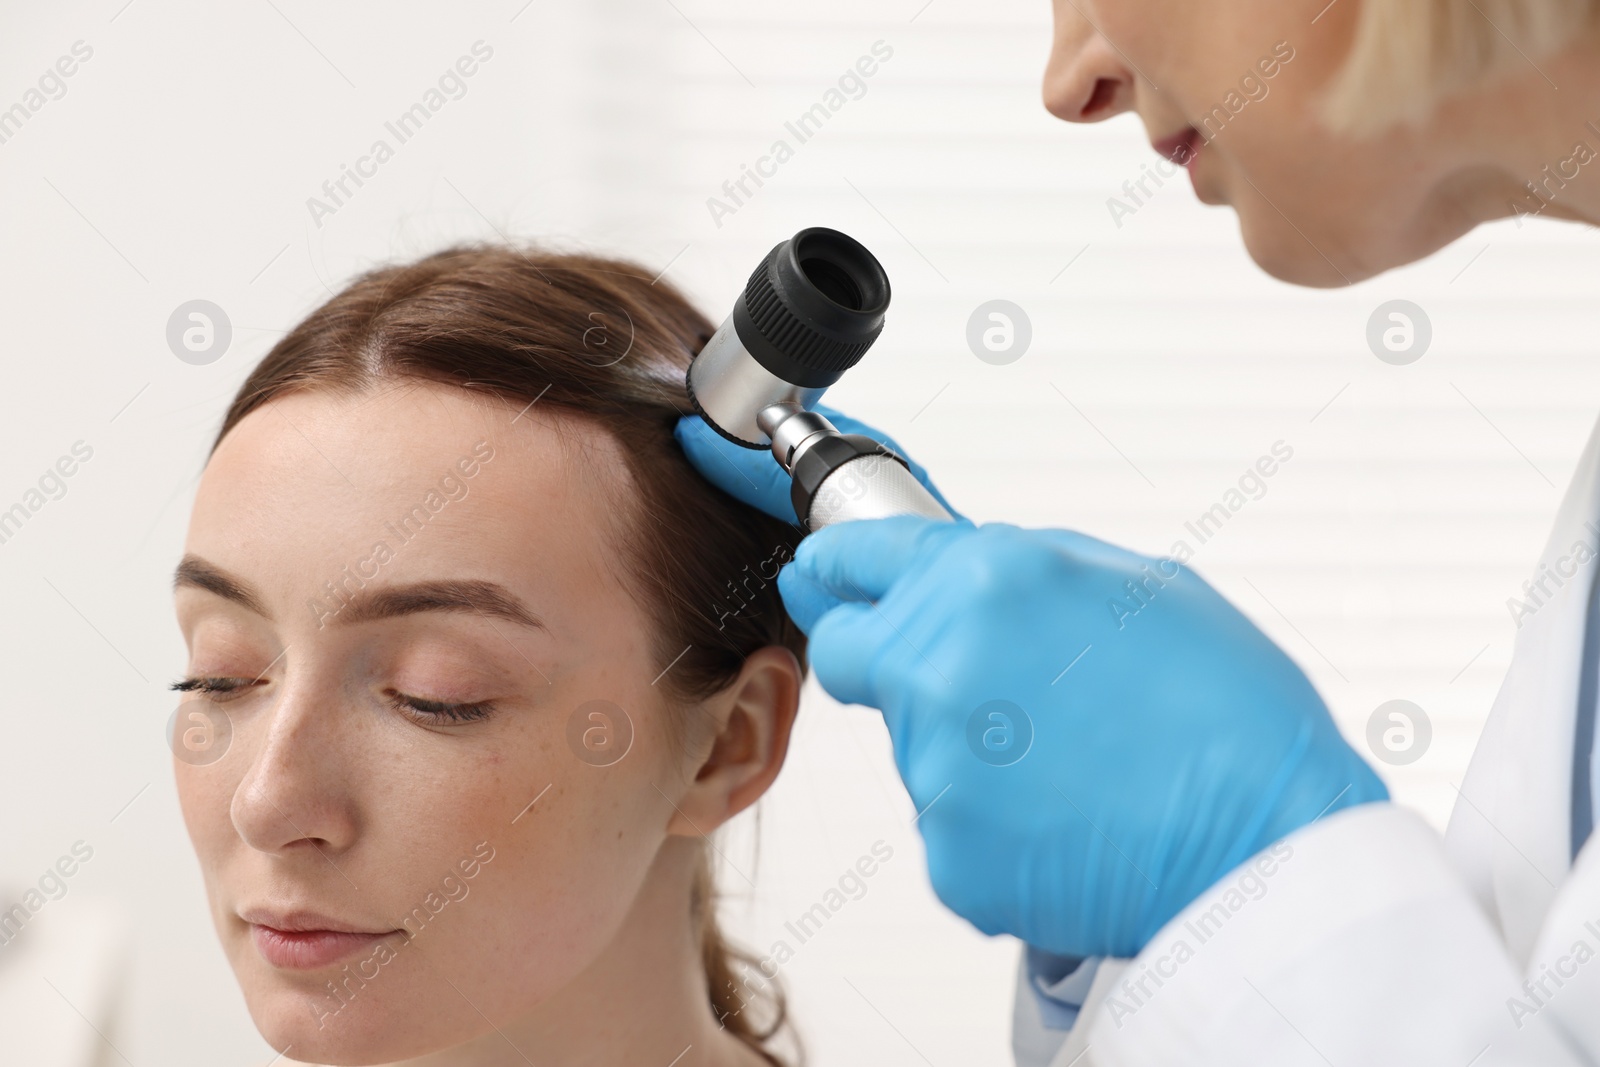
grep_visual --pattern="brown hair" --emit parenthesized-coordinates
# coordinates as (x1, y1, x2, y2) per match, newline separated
(211, 244, 807, 1064)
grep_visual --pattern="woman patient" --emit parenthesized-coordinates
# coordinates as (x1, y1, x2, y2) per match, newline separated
(170, 246, 808, 1066)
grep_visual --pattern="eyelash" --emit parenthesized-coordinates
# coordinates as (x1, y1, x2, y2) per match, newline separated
(170, 676, 255, 697)
(385, 690, 496, 725)
(168, 677, 495, 725)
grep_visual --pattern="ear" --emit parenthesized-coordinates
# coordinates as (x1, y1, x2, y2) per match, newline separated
(666, 646, 802, 837)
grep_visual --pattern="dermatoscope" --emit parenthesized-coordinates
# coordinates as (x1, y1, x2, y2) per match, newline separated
(686, 227, 954, 531)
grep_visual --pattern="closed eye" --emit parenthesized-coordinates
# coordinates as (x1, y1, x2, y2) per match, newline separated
(170, 677, 493, 724)
(385, 689, 495, 725)
(170, 676, 260, 698)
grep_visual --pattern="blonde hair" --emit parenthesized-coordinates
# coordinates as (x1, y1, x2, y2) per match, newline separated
(1323, 0, 1599, 134)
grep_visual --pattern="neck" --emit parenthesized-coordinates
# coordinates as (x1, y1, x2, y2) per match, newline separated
(1441, 27, 1600, 228)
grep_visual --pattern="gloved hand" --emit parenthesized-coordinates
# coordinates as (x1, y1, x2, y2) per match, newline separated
(674, 403, 963, 524)
(675, 409, 1388, 959)
(675, 403, 964, 629)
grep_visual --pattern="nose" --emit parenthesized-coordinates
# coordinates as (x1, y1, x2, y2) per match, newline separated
(1042, 0, 1136, 123)
(230, 678, 359, 860)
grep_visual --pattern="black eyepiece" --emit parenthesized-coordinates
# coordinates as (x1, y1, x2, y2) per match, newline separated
(801, 255, 865, 310)
(731, 227, 891, 389)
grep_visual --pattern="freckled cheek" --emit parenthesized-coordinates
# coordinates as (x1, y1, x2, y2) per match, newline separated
(488, 736, 674, 873)
(410, 696, 677, 875)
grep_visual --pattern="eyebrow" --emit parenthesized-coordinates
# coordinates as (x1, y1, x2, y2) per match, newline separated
(173, 554, 547, 631)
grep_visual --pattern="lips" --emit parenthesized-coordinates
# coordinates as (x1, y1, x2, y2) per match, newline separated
(240, 907, 400, 970)
(1152, 127, 1203, 171)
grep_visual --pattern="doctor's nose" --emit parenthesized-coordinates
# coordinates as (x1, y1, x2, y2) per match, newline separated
(230, 680, 359, 859)
(1041, 2, 1135, 123)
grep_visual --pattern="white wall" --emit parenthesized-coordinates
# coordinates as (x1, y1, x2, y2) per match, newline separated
(1, 1, 1596, 1064)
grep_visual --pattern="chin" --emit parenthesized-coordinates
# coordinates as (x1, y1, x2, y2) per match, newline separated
(1235, 209, 1374, 289)
(1190, 171, 1226, 208)
(239, 973, 461, 1066)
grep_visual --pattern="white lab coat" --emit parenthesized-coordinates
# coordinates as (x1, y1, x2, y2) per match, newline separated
(1029, 415, 1600, 1066)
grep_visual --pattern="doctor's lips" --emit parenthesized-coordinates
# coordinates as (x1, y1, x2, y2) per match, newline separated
(1152, 127, 1204, 171)
(240, 907, 402, 970)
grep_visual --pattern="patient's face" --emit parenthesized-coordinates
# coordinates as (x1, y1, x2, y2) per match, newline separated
(173, 383, 692, 1059)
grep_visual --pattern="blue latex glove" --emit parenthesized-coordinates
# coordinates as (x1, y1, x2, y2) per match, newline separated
(675, 410, 1388, 959)
(675, 403, 964, 627)
(674, 403, 963, 524)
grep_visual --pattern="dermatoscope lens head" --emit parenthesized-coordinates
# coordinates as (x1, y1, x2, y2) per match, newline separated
(686, 227, 891, 449)
(740, 227, 890, 385)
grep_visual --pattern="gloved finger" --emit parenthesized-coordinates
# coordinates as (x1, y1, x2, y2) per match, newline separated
(803, 600, 897, 709)
(788, 514, 972, 605)
(1032, 525, 1156, 571)
(775, 562, 846, 635)
(815, 405, 964, 522)
(674, 414, 797, 523)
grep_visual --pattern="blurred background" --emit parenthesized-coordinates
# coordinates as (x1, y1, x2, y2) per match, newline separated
(2, 1, 1598, 1063)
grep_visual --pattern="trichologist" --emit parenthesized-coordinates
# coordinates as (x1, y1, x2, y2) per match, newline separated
(678, 1, 1600, 1064)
